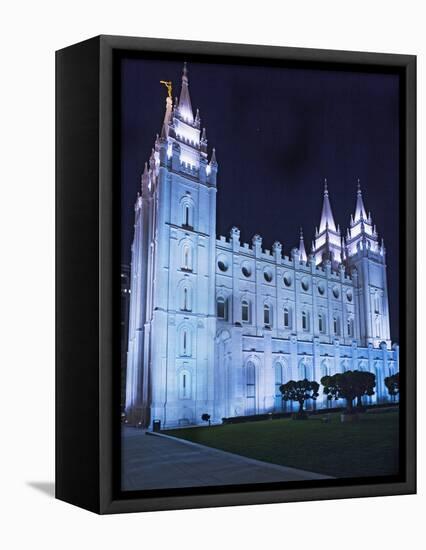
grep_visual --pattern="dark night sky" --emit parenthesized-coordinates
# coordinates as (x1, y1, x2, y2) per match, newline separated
(120, 57, 400, 342)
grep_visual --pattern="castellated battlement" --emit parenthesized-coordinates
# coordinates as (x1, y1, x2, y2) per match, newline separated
(216, 229, 353, 283)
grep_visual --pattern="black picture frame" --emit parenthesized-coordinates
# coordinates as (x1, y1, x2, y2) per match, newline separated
(56, 35, 416, 514)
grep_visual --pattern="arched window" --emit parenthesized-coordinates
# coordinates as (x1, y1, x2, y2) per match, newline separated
(318, 312, 325, 333)
(181, 286, 192, 312)
(274, 362, 283, 410)
(347, 318, 354, 337)
(181, 327, 192, 356)
(181, 243, 193, 271)
(333, 315, 340, 335)
(181, 200, 193, 229)
(374, 292, 380, 314)
(320, 360, 329, 378)
(246, 361, 256, 415)
(299, 359, 307, 379)
(284, 307, 290, 328)
(375, 317, 381, 337)
(302, 310, 308, 331)
(179, 369, 191, 399)
(264, 304, 271, 326)
(217, 296, 227, 320)
(241, 300, 250, 323)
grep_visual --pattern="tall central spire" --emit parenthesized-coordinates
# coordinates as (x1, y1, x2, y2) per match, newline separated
(313, 179, 342, 269)
(319, 178, 337, 232)
(178, 62, 194, 123)
(354, 178, 367, 222)
(346, 179, 382, 257)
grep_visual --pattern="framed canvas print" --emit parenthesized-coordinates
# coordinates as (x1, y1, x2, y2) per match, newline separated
(56, 35, 416, 514)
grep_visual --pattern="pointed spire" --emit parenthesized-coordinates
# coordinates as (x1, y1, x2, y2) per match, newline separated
(354, 178, 367, 222)
(160, 88, 173, 139)
(201, 127, 207, 142)
(178, 62, 194, 123)
(141, 162, 150, 197)
(299, 227, 307, 262)
(149, 148, 156, 170)
(319, 178, 337, 233)
(210, 147, 217, 166)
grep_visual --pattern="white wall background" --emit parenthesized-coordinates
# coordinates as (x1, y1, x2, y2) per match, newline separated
(0, 1, 423, 548)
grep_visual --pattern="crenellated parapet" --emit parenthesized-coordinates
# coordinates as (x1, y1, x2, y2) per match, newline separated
(215, 227, 354, 283)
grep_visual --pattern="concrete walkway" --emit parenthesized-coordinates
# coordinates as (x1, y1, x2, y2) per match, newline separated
(121, 427, 331, 491)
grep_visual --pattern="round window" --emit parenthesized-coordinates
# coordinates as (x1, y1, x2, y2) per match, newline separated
(241, 263, 252, 278)
(333, 286, 340, 299)
(283, 272, 292, 287)
(264, 268, 273, 283)
(346, 289, 353, 302)
(301, 277, 309, 292)
(318, 282, 325, 295)
(217, 257, 229, 272)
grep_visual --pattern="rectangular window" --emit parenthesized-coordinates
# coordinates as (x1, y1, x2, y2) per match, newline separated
(374, 296, 380, 314)
(264, 306, 270, 326)
(242, 301, 249, 322)
(217, 298, 226, 319)
(246, 363, 256, 398)
(180, 369, 191, 400)
(284, 309, 289, 328)
(334, 316, 340, 335)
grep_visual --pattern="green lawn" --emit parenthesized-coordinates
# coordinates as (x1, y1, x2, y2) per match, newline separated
(164, 410, 399, 479)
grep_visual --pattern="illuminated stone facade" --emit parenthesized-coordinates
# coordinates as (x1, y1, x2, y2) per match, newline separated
(125, 64, 399, 428)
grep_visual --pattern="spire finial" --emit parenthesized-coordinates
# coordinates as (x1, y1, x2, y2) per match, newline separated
(298, 226, 307, 262)
(210, 147, 217, 165)
(354, 178, 367, 222)
(178, 61, 193, 122)
(318, 178, 337, 234)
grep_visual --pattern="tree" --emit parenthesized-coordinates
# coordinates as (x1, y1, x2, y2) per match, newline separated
(354, 371, 376, 409)
(384, 372, 399, 399)
(279, 379, 320, 417)
(321, 370, 367, 414)
(201, 413, 211, 426)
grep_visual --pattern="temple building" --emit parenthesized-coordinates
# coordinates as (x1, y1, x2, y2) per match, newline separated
(125, 64, 399, 428)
